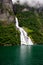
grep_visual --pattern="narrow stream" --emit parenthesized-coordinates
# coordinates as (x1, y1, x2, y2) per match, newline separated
(15, 17, 33, 45)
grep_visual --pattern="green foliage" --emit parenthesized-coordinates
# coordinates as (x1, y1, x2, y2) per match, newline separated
(0, 22, 20, 45)
(16, 11, 43, 44)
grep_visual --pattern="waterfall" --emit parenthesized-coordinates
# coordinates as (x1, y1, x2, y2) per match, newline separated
(15, 17, 33, 45)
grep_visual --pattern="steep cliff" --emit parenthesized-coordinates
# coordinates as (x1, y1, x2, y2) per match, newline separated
(0, 0, 14, 24)
(0, 0, 20, 46)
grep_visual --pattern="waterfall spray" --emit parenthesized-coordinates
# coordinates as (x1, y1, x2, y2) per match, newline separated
(15, 17, 33, 45)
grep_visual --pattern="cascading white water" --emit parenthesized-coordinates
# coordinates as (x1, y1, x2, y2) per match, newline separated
(15, 17, 33, 45)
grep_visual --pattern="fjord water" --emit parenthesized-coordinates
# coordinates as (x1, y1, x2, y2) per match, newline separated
(15, 17, 33, 45)
(0, 45, 43, 65)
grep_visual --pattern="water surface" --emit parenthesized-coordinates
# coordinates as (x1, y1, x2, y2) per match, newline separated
(0, 45, 43, 65)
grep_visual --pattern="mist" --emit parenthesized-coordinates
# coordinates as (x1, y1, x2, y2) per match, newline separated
(12, 0, 43, 8)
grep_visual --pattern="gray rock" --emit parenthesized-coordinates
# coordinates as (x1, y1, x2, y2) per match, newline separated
(0, 0, 14, 23)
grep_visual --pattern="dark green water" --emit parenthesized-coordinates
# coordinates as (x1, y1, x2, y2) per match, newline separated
(0, 45, 43, 65)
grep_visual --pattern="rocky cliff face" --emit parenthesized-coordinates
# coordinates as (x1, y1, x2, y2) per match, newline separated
(0, 0, 14, 24)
